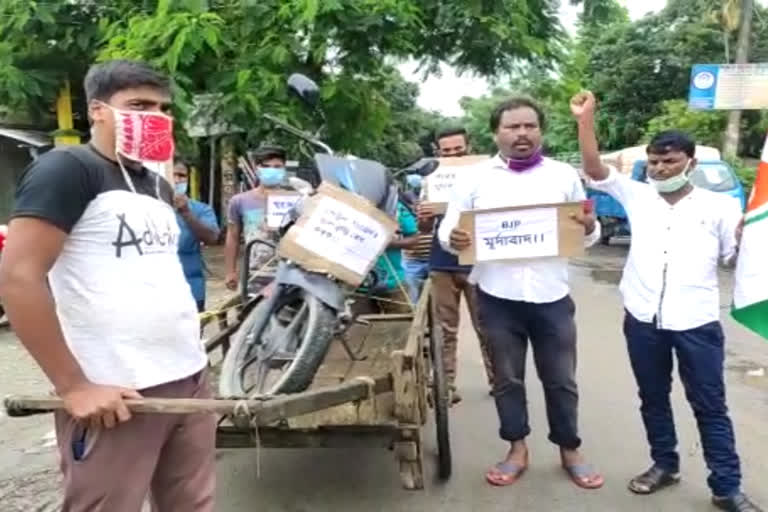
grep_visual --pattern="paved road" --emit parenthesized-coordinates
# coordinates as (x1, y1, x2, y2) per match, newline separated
(1, 246, 767, 511)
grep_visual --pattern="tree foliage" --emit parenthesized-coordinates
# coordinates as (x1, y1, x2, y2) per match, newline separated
(0, 0, 564, 167)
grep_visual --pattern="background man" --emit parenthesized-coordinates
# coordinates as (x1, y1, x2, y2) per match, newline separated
(418, 127, 494, 404)
(0, 59, 215, 511)
(225, 144, 287, 291)
(440, 98, 603, 489)
(173, 158, 220, 312)
(573, 90, 761, 512)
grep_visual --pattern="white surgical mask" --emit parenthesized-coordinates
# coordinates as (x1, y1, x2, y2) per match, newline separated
(649, 159, 692, 193)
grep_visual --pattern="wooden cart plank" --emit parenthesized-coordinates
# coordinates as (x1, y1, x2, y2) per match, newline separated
(217, 424, 399, 449)
(5, 376, 392, 424)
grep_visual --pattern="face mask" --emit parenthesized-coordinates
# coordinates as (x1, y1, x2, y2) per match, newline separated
(649, 159, 692, 193)
(258, 167, 286, 188)
(174, 181, 188, 195)
(102, 103, 175, 163)
(406, 174, 423, 189)
(506, 146, 544, 172)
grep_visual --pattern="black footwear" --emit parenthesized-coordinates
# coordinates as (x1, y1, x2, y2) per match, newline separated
(627, 465, 681, 495)
(712, 493, 763, 512)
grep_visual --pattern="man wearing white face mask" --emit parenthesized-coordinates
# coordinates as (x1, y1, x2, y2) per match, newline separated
(0, 60, 216, 511)
(224, 145, 287, 291)
(573, 92, 761, 512)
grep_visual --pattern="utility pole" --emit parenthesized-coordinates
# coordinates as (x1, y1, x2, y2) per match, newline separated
(723, 0, 754, 158)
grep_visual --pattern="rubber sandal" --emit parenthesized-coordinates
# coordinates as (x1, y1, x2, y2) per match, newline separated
(562, 463, 605, 490)
(628, 466, 680, 495)
(486, 461, 528, 487)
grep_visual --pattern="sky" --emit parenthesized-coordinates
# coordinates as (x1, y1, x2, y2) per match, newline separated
(398, 0, 747, 116)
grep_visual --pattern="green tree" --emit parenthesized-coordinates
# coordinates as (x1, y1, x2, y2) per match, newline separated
(643, 99, 728, 146)
(586, 0, 768, 151)
(1, 0, 567, 164)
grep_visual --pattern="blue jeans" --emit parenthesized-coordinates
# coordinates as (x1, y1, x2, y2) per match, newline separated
(624, 313, 741, 497)
(402, 258, 429, 304)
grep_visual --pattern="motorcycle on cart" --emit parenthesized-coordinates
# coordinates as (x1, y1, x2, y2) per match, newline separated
(212, 73, 453, 486)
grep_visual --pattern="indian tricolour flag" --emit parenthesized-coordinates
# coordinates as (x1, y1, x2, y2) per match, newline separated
(732, 132, 768, 340)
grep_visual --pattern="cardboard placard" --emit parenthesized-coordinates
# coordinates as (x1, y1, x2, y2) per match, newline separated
(277, 183, 398, 287)
(423, 155, 489, 212)
(457, 202, 585, 264)
(266, 192, 302, 230)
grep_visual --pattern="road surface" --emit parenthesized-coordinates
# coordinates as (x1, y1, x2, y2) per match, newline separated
(1, 245, 767, 511)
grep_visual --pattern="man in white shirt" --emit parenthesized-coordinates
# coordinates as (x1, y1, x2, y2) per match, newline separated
(439, 97, 604, 489)
(572, 91, 761, 512)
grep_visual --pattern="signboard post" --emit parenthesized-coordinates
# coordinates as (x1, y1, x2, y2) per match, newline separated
(457, 202, 585, 265)
(689, 63, 768, 110)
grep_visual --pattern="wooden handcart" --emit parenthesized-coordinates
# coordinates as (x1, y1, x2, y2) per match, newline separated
(204, 279, 451, 489)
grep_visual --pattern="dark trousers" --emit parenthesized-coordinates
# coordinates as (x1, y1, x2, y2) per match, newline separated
(624, 313, 741, 497)
(477, 288, 580, 449)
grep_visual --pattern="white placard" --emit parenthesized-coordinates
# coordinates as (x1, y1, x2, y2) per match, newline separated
(296, 195, 389, 275)
(474, 207, 559, 261)
(266, 194, 301, 229)
(426, 169, 458, 203)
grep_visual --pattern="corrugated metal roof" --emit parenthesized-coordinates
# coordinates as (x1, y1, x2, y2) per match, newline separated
(0, 128, 52, 148)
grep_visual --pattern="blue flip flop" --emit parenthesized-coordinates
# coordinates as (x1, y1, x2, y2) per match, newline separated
(486, 460, 528, 486)
(562, 463, 605, 490)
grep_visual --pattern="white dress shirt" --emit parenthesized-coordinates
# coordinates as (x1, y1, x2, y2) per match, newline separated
(437, 155, 600, 303)
(588, 169, 742, 331)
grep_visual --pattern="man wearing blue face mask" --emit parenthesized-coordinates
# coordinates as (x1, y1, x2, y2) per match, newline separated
(573, 92, 760, 512)
(225, 145, 287, 291)
(173, 159, 221, 312)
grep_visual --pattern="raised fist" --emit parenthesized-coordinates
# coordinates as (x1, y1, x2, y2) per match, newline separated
(570, 91, 597, 119)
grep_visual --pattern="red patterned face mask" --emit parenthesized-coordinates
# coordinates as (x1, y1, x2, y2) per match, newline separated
(105, 104, 175, 163)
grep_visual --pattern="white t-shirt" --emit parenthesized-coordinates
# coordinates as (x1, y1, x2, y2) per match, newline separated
(12, 145, 207, 389)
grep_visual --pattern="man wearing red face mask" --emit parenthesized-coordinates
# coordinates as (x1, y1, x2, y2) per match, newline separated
(0, 60, 214, 511)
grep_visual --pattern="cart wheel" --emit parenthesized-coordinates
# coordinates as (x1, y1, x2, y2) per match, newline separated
(428, 298, 451, 480)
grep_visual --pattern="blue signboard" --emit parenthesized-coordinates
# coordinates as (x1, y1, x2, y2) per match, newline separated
(689, 64, 720, 110)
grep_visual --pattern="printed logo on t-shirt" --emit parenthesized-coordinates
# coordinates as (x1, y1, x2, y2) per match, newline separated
(112, 211, 179, 257)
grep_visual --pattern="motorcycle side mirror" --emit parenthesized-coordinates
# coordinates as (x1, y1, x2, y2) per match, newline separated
(397, 158, 440, 178)
(288, 73, 320, 109)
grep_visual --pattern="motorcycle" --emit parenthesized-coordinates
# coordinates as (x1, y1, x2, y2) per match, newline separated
(218, 74, 435, 398)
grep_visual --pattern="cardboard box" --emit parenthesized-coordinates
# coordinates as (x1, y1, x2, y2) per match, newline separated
(278, 183, 398, 287)
(457, 202, 585, 265)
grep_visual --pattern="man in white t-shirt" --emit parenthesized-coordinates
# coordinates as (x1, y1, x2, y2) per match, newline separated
(0, 60, 214, 511)
(572, 91, 761, 512)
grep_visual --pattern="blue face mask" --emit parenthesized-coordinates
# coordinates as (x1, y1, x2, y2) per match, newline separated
(406, 174, 423, 189)
(174, 181, 188, 195)
(258, 167, 286, 188)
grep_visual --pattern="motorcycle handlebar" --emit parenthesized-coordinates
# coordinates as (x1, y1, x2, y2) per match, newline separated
(262, 114, 334, 155)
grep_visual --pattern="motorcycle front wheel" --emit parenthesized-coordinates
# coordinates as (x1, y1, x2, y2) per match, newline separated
(218, 289, 337, 398)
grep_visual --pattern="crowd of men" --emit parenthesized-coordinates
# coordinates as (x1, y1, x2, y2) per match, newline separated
(0, 59, 762, 512)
